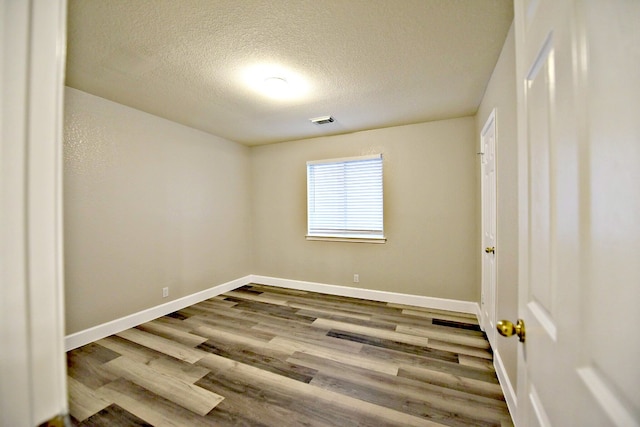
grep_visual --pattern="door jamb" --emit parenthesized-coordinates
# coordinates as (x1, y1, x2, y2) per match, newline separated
(0, 1, 68, 424)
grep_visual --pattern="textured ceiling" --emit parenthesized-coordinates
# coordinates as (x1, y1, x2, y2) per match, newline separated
(66, 0, 513, 146)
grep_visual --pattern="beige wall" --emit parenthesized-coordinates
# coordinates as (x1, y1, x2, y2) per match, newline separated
(476, 24, 518, 390)
(63, 87, 252, 334)
(251, 117, 479, 301)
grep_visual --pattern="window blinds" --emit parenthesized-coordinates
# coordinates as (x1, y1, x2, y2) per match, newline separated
(307, 154, 384, 239)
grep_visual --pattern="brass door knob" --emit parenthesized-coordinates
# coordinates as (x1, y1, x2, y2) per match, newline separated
(497, 319, 526, 342)
(485, 247, 495, 254)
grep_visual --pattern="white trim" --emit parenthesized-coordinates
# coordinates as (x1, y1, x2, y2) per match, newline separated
(305, 235, 387, 244)
(494, 349, 518, 426)
(28, 2, 68, 423)
(307, 153, 382, 165)
(250, 275, 479, 314)
(65, 275, 252, 351)
(475, 302, 484, 331)
(478, 108, 496, 154)
(65, 274, 481, 352)
(1, 1, 68, 424)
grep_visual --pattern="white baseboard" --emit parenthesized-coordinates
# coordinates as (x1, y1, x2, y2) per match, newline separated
(249, 275, 480, 315)
(475, 304, 484, 331)
(66, 274, 481, 351)
(494, 348, 518, 424)
(64, 275, 252, 351)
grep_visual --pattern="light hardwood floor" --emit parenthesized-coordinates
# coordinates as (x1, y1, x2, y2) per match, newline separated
(67, 284, 514, 426)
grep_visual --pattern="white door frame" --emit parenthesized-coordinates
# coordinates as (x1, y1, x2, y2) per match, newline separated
(0, 1, 68, 425)
(480, 109, 498, 349)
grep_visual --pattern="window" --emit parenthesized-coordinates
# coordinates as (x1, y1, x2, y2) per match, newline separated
(306, 154, 385, 243)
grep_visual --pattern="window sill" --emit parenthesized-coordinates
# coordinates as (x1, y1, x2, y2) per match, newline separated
(305, 235, 387, 244)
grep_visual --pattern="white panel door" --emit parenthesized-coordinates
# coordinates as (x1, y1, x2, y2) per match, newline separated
(514, 0, 640, 426)
(480, 109, 498, 348)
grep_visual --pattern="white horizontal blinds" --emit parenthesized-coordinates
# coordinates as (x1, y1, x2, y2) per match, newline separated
(307, 154, 383, 238)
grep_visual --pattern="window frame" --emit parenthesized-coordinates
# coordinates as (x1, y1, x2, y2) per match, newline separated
(306, 154, 386, 244)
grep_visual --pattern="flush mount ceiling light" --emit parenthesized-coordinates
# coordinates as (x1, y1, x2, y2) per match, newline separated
(243, 64, 309, 100)
(262, 77, 290, 98)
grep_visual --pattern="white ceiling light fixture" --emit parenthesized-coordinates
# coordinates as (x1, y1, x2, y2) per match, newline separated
(262, 76, 290, 98)
(243, 63, 309, 101)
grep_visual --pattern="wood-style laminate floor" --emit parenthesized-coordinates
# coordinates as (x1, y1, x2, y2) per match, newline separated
(67, 284, 514, 427)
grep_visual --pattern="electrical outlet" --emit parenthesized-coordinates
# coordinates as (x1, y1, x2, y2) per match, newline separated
(162, 287, 169, 298)
(353, 274, 359, 283)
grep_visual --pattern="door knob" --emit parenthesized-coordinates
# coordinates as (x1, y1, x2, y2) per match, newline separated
(497, 319, 526, 342)
(485, 247, 495, 254)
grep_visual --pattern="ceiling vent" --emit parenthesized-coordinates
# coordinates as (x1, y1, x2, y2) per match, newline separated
(310, 115, 335, 125)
